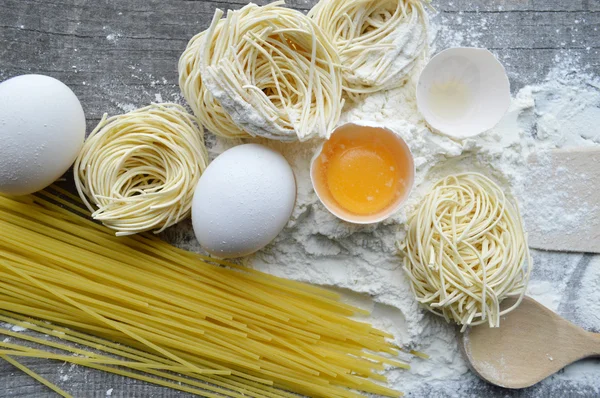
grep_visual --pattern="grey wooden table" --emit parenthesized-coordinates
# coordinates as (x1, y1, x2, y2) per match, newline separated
(1, 0, 600, 397)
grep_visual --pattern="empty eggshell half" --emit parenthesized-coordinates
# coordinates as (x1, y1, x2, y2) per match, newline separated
(416, 47, 510, 140)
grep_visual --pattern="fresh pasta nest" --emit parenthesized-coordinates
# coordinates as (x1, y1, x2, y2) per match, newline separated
(74, 103, 208, 236)
(179, 30, 246, 139)
(179, 1, 343, 141)
(310, 0, 429, 99)
(400, 173, 532, 331)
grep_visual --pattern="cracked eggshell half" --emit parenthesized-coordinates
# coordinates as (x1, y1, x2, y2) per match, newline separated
(0, 74, 86, 195)
(416, 47, 510, 140)
(192, 143, 296, 258)
(310, 122, 415, 224)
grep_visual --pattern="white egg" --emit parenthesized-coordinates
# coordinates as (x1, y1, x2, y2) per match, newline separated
(0, 74, 86, 195)
(192, 144, 296, 258)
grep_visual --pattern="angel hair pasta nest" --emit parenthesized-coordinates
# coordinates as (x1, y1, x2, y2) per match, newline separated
(309, 0, 429, 99)
(74, 103, 208, 236)
(179, 29, 247, 139)
(179, 1, 343, 141)
(400, 173, 532, 331)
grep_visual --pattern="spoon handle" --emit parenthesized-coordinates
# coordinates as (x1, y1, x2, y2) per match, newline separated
(588, 332, 600, 357)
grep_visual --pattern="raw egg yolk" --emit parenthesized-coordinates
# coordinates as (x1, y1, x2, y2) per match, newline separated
(313, 126, 413, 217)
(326, 145, 398, 215)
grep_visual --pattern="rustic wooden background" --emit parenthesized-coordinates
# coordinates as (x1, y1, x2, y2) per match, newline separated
(1, 0, 600, 396)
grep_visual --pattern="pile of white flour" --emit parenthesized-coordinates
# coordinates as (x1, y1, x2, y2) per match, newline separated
(162, 16, 600, 398)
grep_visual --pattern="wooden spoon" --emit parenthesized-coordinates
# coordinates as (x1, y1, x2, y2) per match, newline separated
(460, 296, 600, 389)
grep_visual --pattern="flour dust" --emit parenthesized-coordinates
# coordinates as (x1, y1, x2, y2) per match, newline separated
(158, 17, 600, 398)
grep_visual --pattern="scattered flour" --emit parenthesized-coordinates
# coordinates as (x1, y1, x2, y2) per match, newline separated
(0, 322, 28, 333)
(526, 281, 562, 312)
(116, 103, 136, 113)
(1, 5, 599, 398)
(575, 257, 600, 332)
(58, 363, 77, 382)
(9, 324, 27, 332)
(194, 32, 600, 398)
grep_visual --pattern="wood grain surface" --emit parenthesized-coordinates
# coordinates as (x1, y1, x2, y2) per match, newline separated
(463, 296, 600, 389)
(1, 0, 600, 397)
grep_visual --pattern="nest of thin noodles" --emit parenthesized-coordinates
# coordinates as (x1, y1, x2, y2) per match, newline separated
(400, 173, 532, 331)
(179, 1, 343, 141)
(74, 103, 208, 236)
(179, 29, 247, 139)
(310, 0, 429, 100)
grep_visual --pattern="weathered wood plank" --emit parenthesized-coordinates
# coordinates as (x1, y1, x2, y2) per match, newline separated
(439, 0, 596, 12)
(434, 8, 600, 88)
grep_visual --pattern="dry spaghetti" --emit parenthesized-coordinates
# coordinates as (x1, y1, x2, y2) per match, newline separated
(400, 173, 532, 331)
(182, 1, 343, 141)
(74, 103, 208, 236)
(309, 0, 429, 99)
(0, 187, 417, 397)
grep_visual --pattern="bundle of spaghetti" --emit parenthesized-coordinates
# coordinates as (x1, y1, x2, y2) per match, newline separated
(309, 0, 429, 100)
(184, 1, 343, 141)
(0, 188, 416, 397)
(0, 311, 302, 398)
(399, 173, 532, 331)
(74, 103, 208, 236)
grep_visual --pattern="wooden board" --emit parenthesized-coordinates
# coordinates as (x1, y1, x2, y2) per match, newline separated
(1, 1, 600, 397)
(527, 148, 600, 253)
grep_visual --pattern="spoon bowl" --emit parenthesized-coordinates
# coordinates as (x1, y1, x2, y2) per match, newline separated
(461, 296, 600, 389)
